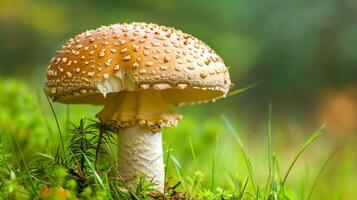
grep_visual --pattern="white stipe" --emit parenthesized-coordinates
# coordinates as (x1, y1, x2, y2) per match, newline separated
(118, 125, 165, 192)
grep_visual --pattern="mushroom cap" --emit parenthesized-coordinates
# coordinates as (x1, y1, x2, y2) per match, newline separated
(45, 22, 231, 105)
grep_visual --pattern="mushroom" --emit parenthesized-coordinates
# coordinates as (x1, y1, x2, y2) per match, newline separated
(45, 22, 231, 192)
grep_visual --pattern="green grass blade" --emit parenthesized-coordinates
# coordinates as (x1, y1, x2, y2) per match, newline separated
(34, 152, 55, 161)
(227, 81, 261, 97)
(221, 115, 244, 148)
(307, 147, 338, 200)
(170, 155, 185, 189)
(44, 89, 66, 155)
(282, 124, 325, 186)
(0, 129, 11, 172)
(188, 136, 199, 171)
(228, 172, 238, 196)
(164, 143, 172, 194)
(268, 104, 273, 175)
(221, 115, 260, 198)
(272, 154, 286, 198)
(11, 134, 37, 193)
(36, 91, 54, 137)
(211, 136, 218, 191)
(66, 105, 70, 132)
(170, 155, 183, 171)
(264, 104, 273, 199)
(164, 144, 172, 179)
(238, 178, 249, 199)
(82, 152, 113, 200)
(82, 153, 104, 188)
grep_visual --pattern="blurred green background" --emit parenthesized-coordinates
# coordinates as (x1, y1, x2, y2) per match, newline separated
(0, 0, 357, 199)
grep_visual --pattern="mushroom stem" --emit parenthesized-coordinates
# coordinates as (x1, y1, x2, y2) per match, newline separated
(118, 124, 165, 192)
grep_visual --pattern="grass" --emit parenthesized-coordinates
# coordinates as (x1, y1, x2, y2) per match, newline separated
(44, 89, 66, 155)
(222, 115, 259, 197)
(282, 125, 325, 187)
(0, 78, 355, 199)
(307, 148, 338, 200)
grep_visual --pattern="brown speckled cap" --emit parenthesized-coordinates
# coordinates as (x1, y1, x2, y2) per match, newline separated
(45, 22, 231, 105)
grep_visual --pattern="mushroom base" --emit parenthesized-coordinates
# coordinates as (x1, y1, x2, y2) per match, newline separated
(118, 124, 164, 192)
(97, 89, 182, 131)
